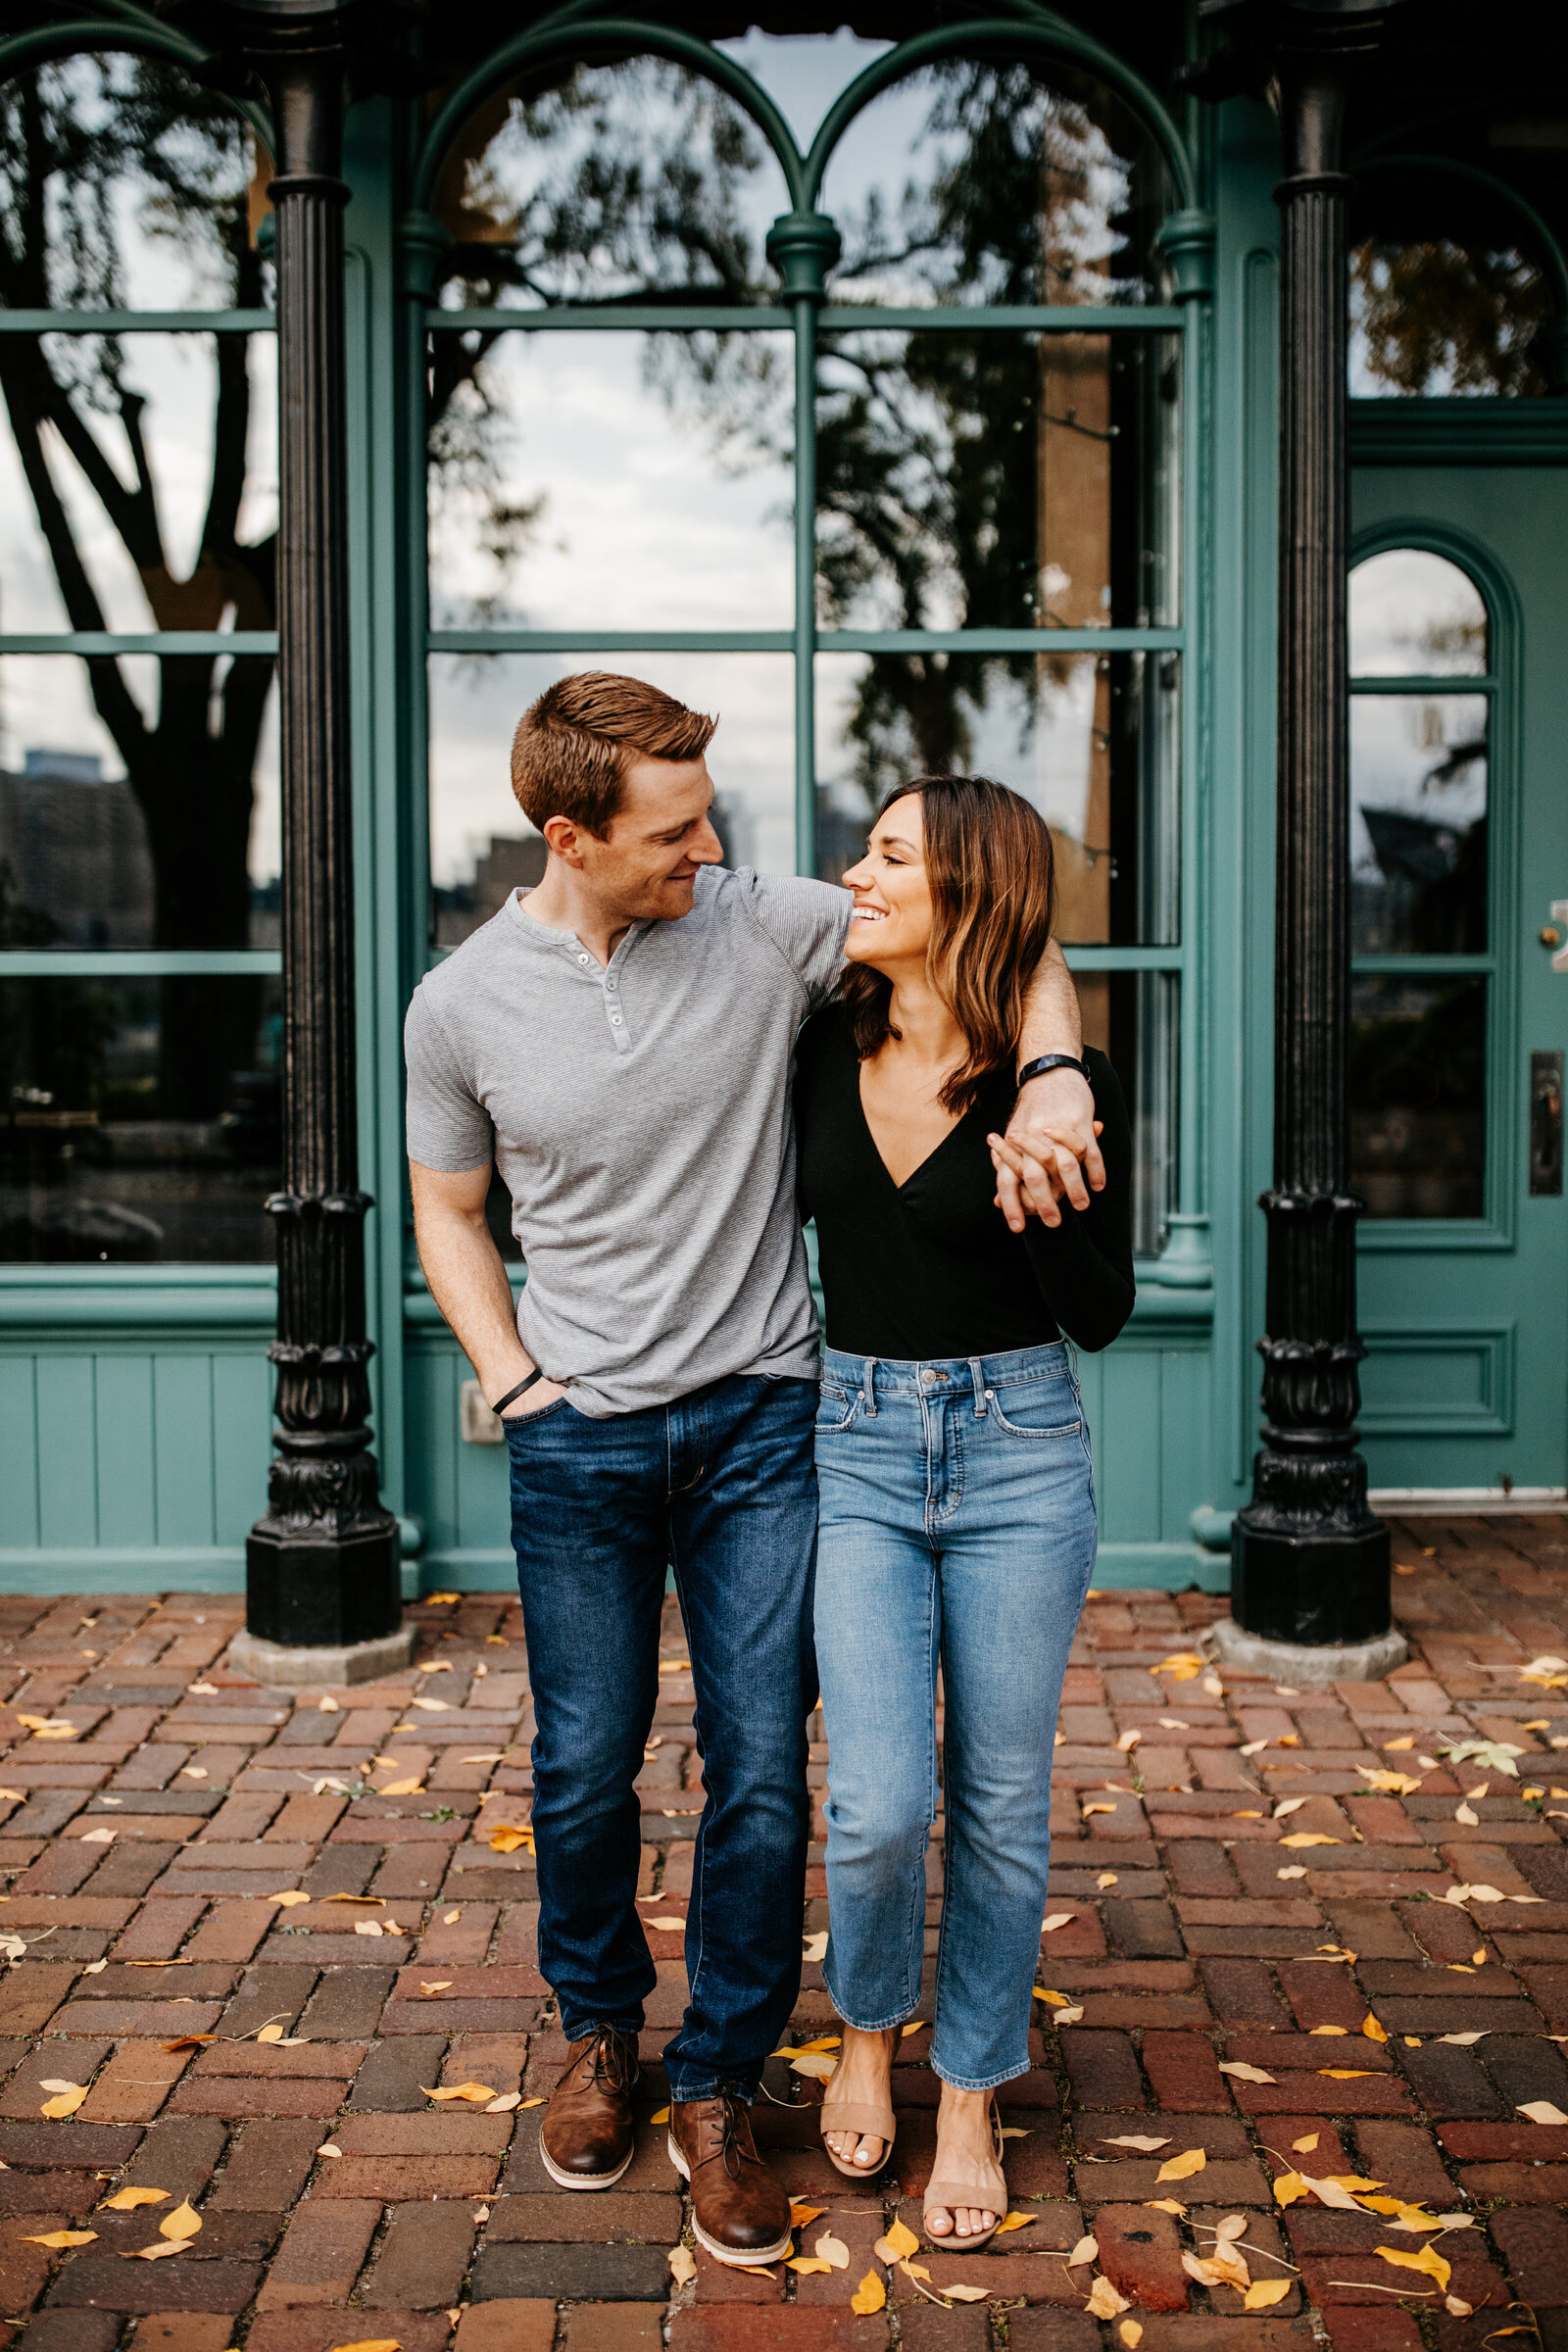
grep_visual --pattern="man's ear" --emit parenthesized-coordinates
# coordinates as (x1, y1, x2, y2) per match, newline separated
(541, 813, 585, 867)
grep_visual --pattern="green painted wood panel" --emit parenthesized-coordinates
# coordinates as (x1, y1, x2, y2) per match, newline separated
(1096, 1348, 1163, 1547)
(152, 1356, 217, 1548)
(93, 1356, 158, 1550)
(213, 1351, 273, 1544)
(35, 1357, 99, 1550)
(0, 1357, 39, 1549)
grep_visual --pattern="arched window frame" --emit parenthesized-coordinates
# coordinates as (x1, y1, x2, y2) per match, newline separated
(405, 11, 1215, 1270)
(1348, 521, 1523, 1246)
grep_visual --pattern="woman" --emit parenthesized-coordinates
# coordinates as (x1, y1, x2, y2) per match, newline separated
(795, 773, 1134, 2246)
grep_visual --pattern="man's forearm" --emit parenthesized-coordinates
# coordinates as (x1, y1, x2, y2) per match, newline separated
(415, 1207, 532, 1399)
(1017, 937, 1082, 1063)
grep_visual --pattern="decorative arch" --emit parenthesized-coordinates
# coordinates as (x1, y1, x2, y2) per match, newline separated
(0, 18, 270, 150)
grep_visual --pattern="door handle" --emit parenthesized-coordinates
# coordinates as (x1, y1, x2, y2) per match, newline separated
(1530, 1051, 1564, 1195)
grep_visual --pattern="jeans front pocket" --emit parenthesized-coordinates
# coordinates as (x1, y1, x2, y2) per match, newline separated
(985, 1384, 1081, 1441)
(815, 1382, 860, 1435)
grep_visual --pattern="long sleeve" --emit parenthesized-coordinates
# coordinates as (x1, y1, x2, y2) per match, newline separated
(1018, 1050, 1136, 1352)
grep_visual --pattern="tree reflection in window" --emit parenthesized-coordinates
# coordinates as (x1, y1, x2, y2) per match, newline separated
(1350, 235, 1551, 397)
(0, 55, 276, 1121)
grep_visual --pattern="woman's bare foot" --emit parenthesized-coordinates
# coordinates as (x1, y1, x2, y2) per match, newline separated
(925, 2084, 1004, 2240)
(821, 2024, 898, 2171)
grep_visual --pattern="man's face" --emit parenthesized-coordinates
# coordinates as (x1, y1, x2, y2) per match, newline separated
(572, 756, 725, 921)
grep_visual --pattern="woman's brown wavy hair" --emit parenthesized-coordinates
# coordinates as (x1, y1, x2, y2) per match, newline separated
(841, 773, 1057, 1116)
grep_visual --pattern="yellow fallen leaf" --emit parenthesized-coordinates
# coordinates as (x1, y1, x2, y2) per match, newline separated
(902, 2020, 928, 2036)
(413, 1697, 452, 1711)
(1098, 1872, 1119, 1888)
(814, 2231, 850, 2268)
(355, 1920, 384, 1937)
(22, 2230, 97, 2248)
(789, 2203, 824, 2228)
(787, 2258, 834, 2275)
(1245, 2279, 1291, 2309)
(378, 1778, 425, 1797)
(488, 1827, 533, 1854)
(1156, 2147, 1207, 2182)
(1034, 1987, 1072, 2006)
(101, 2188, 170, 2211)
(161, 2034, 217, 2052)
(327, 2341, 403, 2352)
(1362, 2014, 1389, 2043)
(1293, 2132, 1320, 2152)
(17, 1714, 76, 1735)
(318, 1695, 339, 1712)
(874, 2217, 920, 2263)
(122, 2240, 188, 2261)
(269, 1890, 311, 1907)
(942, 2284, 990, 2301)
(1360, 1769, 1423, 1794)
(420, 1982, 454, 1995)
(1518, 2100, 1568, 2125)
(1318, 2069, 1375, 2080)
(1067, 2234, 1100, 2267)
(421, 2082, 499, 2104)
(1087, 2275, 1132, 2318)
(159, 2200, 202, 2241)
(485, 2092, 521, 2114)
(801, 1930, 829, 1962)
(1384, 1736, 1415, 1750)
(1102, 2133, 1170, 2151)
(1273, 2172, 1306, 2207)
(994, 2212, 1035, 2235)
(1083, 1802, 1117, 1817)
(1145, 2198, 1188, 2218)
(443, 1910, 461, 1924)
(850, 2272, 886, 2316)
(1120, 2327, 1144, 2349)
(40, 2085, 88, 2119)
(416, 1658, 455, 1672)
(256, 2025, 285, 2045)
(1438, 2032, 1488, 2046)
(79, 1828, 115, 1843)
(649, 2105, 670, 2125)
(1377, 2242, 1450, 2292)
(1041, 1913, 1075, 1933)
(1279, 1833, 1342, 1847)
(1310, 2026, 1348, 2036)
(1218, 2061, 1275, 2083)
(318, 2144, 342, 2158)
(790, 2052, 837, 2079)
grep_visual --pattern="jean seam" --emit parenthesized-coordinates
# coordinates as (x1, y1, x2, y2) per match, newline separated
(667, 1534, 710, 2041)
(930, 2058, 1033, 2092)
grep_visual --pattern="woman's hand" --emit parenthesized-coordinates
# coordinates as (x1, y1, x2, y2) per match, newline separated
(988, 1124, 1103, 1228)
(993, 1066, 1104, 1232)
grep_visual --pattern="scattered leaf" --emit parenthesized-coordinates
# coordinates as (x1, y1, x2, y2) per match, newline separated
(420, 1983, 454, 1995)
(1362, 2014, 1389, 2043)
(1121, 2327, 1144, 2350)
(318, 1695, 339, 1712)
(443, 1910, 462, 1924)
(488, 1827, 533, 1854)
(1067, 2235, 1100, 2267)
(354, 1920, 384, 1937)
(1097, 1871, 1119, 1889)
(1293, 2132, 1320, 2153)
(1245, 2279, 1291, 2309)
(815, 2232, 850, 2269)
(39, 2084, 88, 2119)
(160, 2201, 202, 2241)
(1116, 1729, 1142, 1751)
(101, 2188, 170, 2211)
(1318, 2069, 1375, 2080)
(1146, 2198, 1188, 2218)
(378, 1778, 425, 1797)
(1360, 1769, 1423, 1795)
(421, 2082, 499, 2104)
(256, 2025, 285, 2045)
(1438, 2032, 1489, 2046)
(161, 2034, 217, 2053)
(787, 2258, 834, 2276)
(413, 1697, 453, 1712)
(850, 2272, 886, 2316)
(1377, 2242, 1450, 2291)
(1087, 2275, 1132, 2318)
(874, 2218, 921, 2264)
(789, 2203, 824, 2229)
(318, 2144, 342, 2158)
(801, 1931, 828, 1962)
(79, 1828, 115, 1843)
(122, 2240, 188, 2261)
(790, 2052, 837, 2080)
(1518, 2100, 1568, 2125)
(1156, 2148, 1207, 2182)
(994, 2212, 1035, 2235)
(269, 1890, 311, 1908)
(1273, 2172, 1306, 2207)
(1279, 1834, 1342, 1848)
(942, 2284, 990, 2302)
(1219, 2061, 1277, 2083)
(1384, 1736, 1415, 1751)
(22, 2230, 96, 2248)
(1041, 1913, 1075, 1933)
(1102, 2134, 1170, 2151)
(1277, 1866, 1307, 1880)
(1310, 2026, 1348, 2036)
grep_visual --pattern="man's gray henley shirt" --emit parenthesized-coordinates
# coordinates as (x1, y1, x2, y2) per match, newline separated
(404, 865, 851, 1417)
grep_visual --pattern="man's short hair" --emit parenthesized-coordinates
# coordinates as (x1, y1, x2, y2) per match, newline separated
(511, 672, 717, 838)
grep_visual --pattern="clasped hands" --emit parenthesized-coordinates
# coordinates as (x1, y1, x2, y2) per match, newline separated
(988, 1066, 1105, 1234)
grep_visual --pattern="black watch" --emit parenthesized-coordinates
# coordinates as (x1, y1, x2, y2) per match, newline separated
(1016, 1053, 1091, 1090)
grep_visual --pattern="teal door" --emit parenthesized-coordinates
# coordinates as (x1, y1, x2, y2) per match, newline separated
(1348, 463, 1568, 1495)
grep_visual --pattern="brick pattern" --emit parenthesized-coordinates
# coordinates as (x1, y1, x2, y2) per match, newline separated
(3, 1520, 1568, 2348)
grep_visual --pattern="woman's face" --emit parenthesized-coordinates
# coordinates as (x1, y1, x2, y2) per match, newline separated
(841, 793, 934, 971)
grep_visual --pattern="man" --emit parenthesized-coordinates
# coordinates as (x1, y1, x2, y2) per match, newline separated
(405, 672, 1101, 2264)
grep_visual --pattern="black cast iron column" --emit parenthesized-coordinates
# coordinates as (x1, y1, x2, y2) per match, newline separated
(237, 3, 401, 1648)
(1230, 5, 1391, 1646)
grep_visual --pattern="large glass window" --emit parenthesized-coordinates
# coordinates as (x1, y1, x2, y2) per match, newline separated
(1348, 548, 1493, 1220)
(0, 54, 278, 1263)
(1349, 177, 1553, 398)
(423, 36, 1188, 1257)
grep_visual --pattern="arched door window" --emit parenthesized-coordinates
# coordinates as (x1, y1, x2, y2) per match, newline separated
(1348, 546, 1492, 1218)
(0, 48, 281, 1263)
(419, 29, 1191, 1258)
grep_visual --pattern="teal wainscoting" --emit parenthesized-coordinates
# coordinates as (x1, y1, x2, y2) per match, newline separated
(0, 1272, 274, 1592)
(402, 1282, 1227, 1595)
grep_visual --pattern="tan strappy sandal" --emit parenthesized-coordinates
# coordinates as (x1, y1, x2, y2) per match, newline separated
(923, 2097, 1006, 2249)
(818, 2034, 898, 2180)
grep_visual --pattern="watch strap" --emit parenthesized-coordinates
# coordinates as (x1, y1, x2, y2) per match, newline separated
(1016, 1053, 1091, 1090)
(491, 1367, 545, 1415)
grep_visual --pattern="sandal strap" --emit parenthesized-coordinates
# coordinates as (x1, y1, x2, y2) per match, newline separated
(818, 2098, 895, 2139)
(923, 2167, 1006, 2213)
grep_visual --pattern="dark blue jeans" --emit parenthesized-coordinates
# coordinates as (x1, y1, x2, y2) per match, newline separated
(504, 1372, 818, 2101)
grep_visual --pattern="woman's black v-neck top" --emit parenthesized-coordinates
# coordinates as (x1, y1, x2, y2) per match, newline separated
(795, 1004, 1136, 1358)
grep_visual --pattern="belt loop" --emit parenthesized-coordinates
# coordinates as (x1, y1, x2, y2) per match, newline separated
(969, 1356, 987, 1415)
(862, 1356, 878, 1417)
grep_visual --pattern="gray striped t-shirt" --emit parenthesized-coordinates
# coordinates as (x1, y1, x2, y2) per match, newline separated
(404, 865, 851, 1417)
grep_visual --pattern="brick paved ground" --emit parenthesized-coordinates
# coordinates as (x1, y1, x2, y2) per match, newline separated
(4, 1517, 1568, 2352)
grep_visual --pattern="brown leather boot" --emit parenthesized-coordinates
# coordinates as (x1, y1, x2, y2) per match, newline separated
(668, 2092, 793, 2264)
(538, 2027, 640, 2188)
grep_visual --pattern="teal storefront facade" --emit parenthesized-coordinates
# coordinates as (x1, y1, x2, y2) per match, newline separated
(3, 3, 1565, 1598)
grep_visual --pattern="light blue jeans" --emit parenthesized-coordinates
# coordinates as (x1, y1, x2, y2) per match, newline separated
(813, 1342, 1097, 2091)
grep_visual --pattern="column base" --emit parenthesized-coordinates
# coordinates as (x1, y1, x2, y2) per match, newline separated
(1209, 1615, 1407, 1686)
(228, 1621, 416, 1688)
(246, 1514, 404, 1651)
